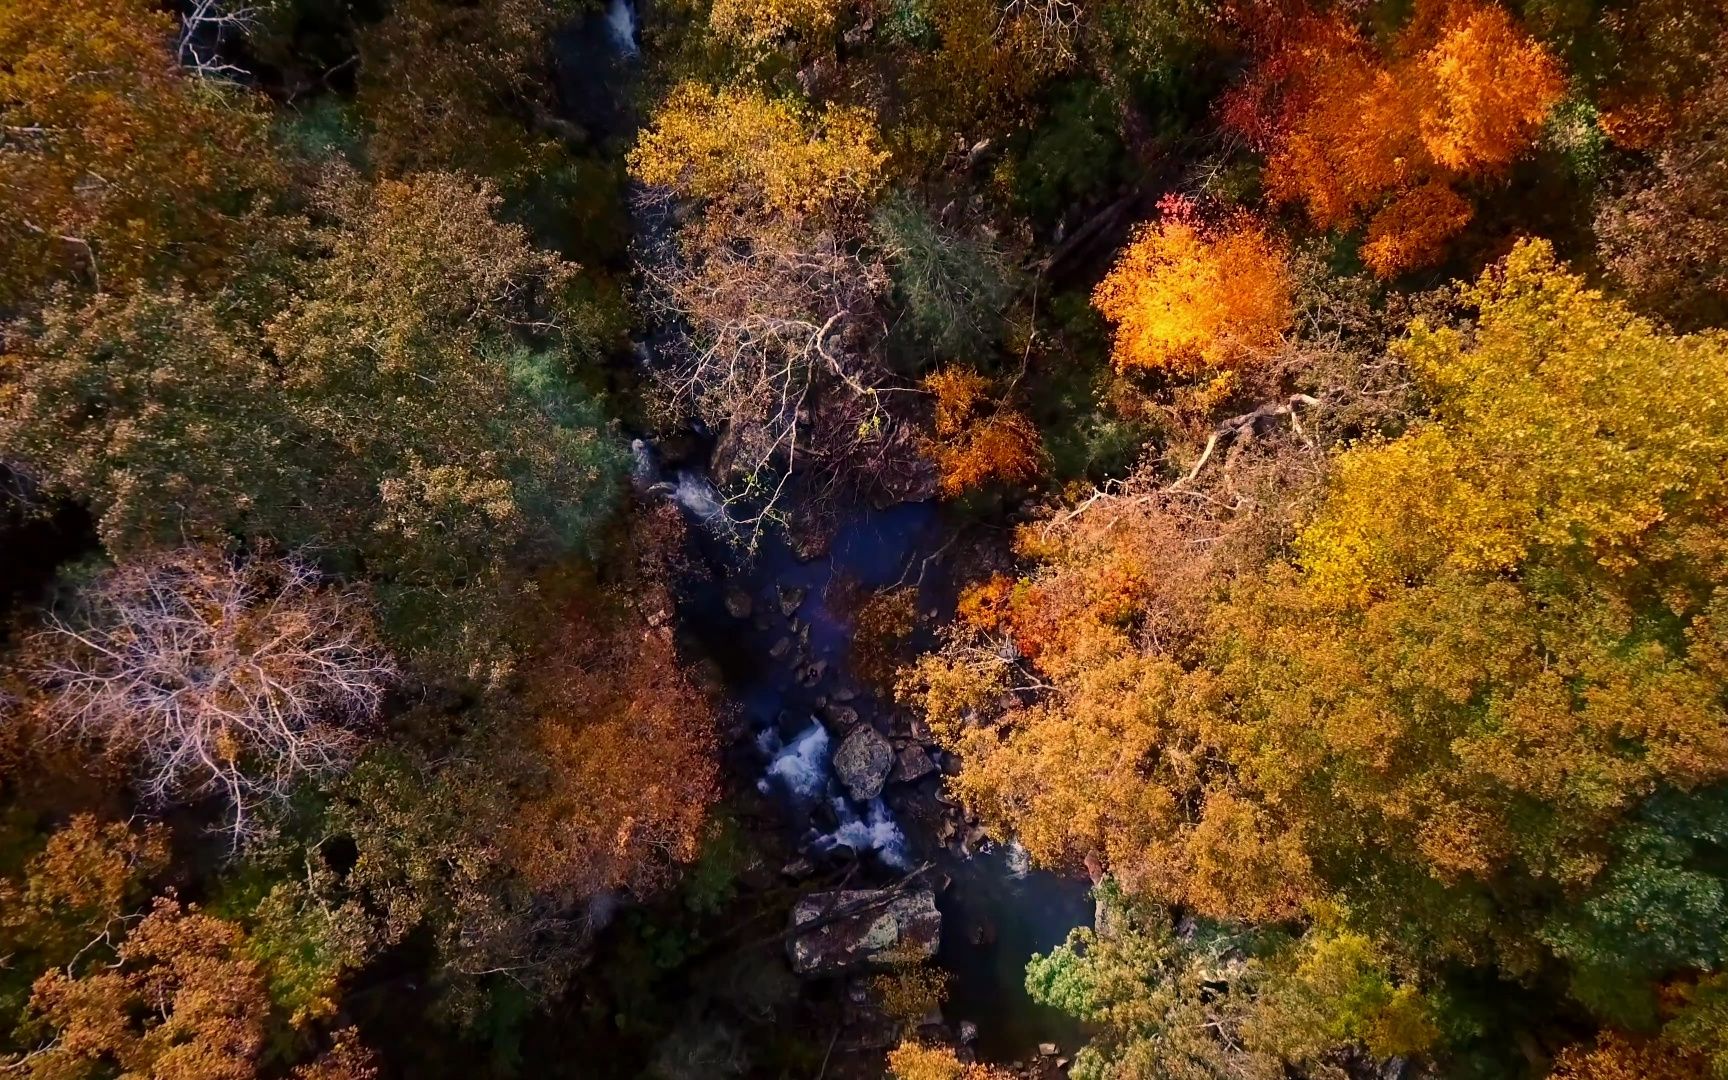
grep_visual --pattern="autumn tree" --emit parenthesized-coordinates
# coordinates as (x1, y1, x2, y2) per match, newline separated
(1550, 1033, 1710, 1080)
(1092, 204, 1293, 374)
(909, 240, 1728, 1010)
(1228, 0, 1565, 276)
(356, 0, 580, 195)
(920, 368, 1044, 497)
(0, 288, 308, 554)
(29, 549, 392, 843)
(19, 898, 272, 1080)
(299, 514, 718, 1021)
(886, 1040, 1014, 1080)
(0, 0, 280, 303)
(0, 815, 169, 1014)
(1596, 62, 1728, 331)
(630, 84, 888, 231)
(2, 169, 628, 681)
(708, 0, 841, 48)
(1025, 894, 1437, 1080)
(507, 508, 720, 901)
(898, 489, 1308, 917)
(1593, 0, 1724, 148)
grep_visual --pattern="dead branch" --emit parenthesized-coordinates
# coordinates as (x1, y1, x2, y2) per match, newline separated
(30, 549, 394, 846)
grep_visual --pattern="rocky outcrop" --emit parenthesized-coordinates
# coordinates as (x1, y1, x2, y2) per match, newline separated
(787, 888, 942, 976)
(833, 725, 894, 800)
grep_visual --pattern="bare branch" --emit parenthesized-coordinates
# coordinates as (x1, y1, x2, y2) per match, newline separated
(29, 549, 395, 847)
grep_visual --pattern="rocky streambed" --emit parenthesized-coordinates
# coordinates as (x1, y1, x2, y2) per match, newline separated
(638, 453, 1093, 1070)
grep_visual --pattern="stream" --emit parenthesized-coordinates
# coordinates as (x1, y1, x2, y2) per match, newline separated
(561, 6, 1093, 1065)
(632, 448, 1093, 1062)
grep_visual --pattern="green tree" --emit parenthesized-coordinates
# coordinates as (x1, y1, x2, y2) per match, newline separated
(2, 170, 627, 680)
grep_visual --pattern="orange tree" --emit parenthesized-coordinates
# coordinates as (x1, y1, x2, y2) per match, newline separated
(1091, 204, 1293, 374)
(1226, 0, 1564, 276)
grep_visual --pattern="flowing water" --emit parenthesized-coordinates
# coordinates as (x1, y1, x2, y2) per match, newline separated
(580, 16, 1092, 1064)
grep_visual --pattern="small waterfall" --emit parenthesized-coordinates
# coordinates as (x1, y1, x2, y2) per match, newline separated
(604, 0, 639, 57)
(758, 721, 911, 868)
(758, 722, 831, 799)
(670, 470, 728, 524)
(817, 797, 910, 868)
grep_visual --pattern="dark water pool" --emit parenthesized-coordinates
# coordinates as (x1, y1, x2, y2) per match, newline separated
(670, 492, 1093, 1061)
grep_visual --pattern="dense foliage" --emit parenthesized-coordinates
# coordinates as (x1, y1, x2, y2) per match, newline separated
(2, 0, 1725, 1075)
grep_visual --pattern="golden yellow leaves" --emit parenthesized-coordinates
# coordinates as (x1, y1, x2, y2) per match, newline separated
(708, 0, 839, 47)
(1299, 239, 1728, 607)
(1091, 214, 1293, 374)
(629, 83, 887, 226)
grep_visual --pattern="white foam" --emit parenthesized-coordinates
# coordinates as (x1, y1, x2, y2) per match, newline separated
(605, 0, 639, 56)
(817, 797, 911, 868)
(671, 469, 728, 524)
(764, 722, 831, 799)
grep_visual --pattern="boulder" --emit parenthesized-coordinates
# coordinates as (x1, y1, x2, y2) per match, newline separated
(797, 658, 829, 687)
(891, 744, 938, 784)
(768, 636, 793, 660)
(787, 888, 942, 976)
(833, 725, 894, 800)
(821, 703, 861, 733)
(778, 585, 807, 617)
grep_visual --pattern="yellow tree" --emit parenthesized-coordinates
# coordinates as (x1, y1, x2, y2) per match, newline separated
(1220, 240, 1728, 948)
(0, 0, 279, 302)
(629, 83, 888, 229)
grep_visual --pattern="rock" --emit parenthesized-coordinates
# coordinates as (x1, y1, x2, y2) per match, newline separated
(797, 658, 828, 687)
(778, 585, 807, 617)
(768, 636, 793, 660)
(958, 1020, 978, 1045)
(821, 703, 861, 734)
(833, 725, 894, 801)
(724, 587, 753, 619)
(891, 744, 938, 784)
(781, 857, 816, 879)
(1040, 1043, 1059, 1057)
(831, 685, 858, 703)
(787, 888, 942, 976)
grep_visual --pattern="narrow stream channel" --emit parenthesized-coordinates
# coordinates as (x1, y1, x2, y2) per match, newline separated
(559, 5, 1094, 1064)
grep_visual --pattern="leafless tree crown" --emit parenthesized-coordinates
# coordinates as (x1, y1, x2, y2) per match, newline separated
(33, 549, 394, 843)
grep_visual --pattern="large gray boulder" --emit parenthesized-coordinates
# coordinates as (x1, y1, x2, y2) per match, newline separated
(787, 888, 942, 976)
(833, 725, 894, 800)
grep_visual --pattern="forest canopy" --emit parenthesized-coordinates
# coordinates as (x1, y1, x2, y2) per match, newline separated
(2, 0, 1726, 1076)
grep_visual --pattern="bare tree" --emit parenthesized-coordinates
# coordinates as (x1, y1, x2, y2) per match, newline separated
(642, 224, 930, 543)
(177, 0, 257, 82)
(32, 549, 394, 844)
